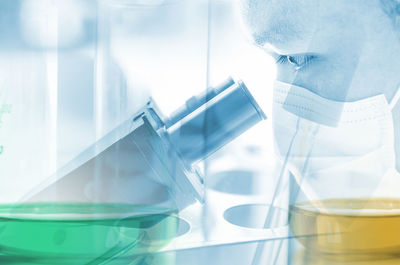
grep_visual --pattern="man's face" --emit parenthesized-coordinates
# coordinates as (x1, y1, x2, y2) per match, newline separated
(241, 0, 399, 102)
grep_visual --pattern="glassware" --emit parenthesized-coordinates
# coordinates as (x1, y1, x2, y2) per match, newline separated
(283, 97, 400, 260)
(1, 1, 267, 263)
(1, 0, 210, 263)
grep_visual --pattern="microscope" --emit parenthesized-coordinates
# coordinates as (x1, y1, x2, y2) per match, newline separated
(28, 78, 266, 210)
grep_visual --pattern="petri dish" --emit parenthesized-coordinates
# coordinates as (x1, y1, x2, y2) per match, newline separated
(0, 203, 180, 264)
(289, 198, 400, 259)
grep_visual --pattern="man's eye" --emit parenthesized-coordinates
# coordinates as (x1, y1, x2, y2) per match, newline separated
(276, 54, 316, 70)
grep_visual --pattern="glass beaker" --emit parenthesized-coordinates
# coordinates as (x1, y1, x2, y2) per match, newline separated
(273, 82, 400, 260)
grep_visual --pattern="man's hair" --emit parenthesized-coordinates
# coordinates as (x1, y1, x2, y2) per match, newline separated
(381, 0, 400, 28)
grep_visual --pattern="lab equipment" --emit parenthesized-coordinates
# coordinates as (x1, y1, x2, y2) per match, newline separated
(1, 0, 280, 264)
(290, 198, 400, 256)
(19, 0, 95, 49)
(0, 77, 266, 264)
(27, 77, 266, 209)
(0, 203, 181, 264)
(0, 0, 98, 203)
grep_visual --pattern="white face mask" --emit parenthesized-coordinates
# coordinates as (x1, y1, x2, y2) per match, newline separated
(273, 80, 400, 200)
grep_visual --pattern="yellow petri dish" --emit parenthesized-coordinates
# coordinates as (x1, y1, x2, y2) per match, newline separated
(289, 198, 400, 257)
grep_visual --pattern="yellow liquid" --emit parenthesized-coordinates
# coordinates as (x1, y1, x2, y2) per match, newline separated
(289, 198, 400, 258)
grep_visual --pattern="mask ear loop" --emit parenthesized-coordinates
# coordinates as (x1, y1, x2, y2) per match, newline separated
(389, 85, 400, 175)
(389, 85, 400, 110)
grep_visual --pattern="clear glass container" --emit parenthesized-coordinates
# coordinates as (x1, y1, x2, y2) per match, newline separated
(279, 78, 400, 260)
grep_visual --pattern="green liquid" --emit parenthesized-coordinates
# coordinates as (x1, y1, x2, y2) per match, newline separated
(0, 203, 179, 264)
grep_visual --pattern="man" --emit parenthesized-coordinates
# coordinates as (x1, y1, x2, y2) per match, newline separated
(241, 0, 400, 100)
(239, 0, 400, 187)
(239, 0, 400, 259)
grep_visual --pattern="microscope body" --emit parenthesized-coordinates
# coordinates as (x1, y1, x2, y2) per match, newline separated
(28, 78, 265, 211)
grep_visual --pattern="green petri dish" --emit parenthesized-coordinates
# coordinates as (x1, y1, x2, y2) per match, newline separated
(0, 203, 180, 264)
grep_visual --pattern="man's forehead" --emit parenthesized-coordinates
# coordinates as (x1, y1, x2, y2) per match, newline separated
(241, 0, 313, 48)
(240, 0, 364, 51)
